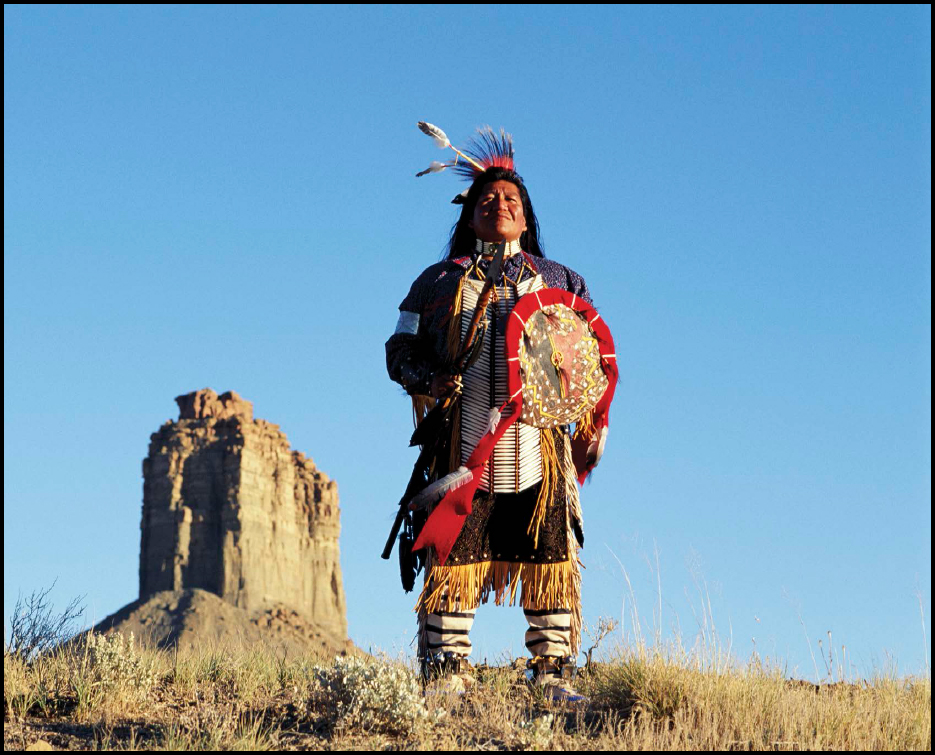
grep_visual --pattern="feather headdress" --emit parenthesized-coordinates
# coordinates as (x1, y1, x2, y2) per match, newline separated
(450, 126, 515, 179)
(415, 121, 517, 201)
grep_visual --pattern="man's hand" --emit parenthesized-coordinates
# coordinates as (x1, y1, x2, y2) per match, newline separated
(430, 373, 462, 399)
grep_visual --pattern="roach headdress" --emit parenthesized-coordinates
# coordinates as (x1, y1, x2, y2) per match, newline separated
(415, 121, 516, 203)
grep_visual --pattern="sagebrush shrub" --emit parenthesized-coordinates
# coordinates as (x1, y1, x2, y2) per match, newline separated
(84, 631, 160, 697)
(312, 655, 442, 734)
(518, 712, 554, 749)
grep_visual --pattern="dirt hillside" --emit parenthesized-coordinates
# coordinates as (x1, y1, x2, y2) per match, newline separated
(90, 588, 356, 658)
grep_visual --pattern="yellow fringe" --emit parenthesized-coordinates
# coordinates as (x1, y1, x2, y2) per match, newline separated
(560, 432, 584, 659)
(573, 410, 596, 441)
(444, 275, 465, 362)
(527, 428, 560, 548)
(448, 404, 461, 474)
(410, 395, 436, 430)
(416, 559, 577, 615)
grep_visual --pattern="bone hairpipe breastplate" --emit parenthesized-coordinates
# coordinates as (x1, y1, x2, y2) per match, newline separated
(459, 246, 544, 493)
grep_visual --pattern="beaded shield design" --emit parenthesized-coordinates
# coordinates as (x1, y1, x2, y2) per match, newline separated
(518, 303, 610, 429)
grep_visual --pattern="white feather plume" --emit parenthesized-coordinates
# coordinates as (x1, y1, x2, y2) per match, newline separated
(408, 466, 472, 511)
(415, 160, 449, 178)
(418, 121, 450, 149)
(587, 426, 608, 468)
(486, 407, 502, 436)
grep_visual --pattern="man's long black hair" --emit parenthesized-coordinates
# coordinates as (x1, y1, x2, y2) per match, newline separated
(443, 167, 545, 260)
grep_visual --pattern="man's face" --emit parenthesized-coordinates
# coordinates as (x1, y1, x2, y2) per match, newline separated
(469, 180, 527, 244)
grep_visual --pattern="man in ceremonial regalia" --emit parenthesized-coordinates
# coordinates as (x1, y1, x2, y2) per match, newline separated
(385, 125, 616, 700)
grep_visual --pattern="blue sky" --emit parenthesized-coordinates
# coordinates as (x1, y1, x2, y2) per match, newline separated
(4, 4, 930, 680)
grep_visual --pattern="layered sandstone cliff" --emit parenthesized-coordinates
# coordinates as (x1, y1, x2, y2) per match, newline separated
(137, 388, 347, 643)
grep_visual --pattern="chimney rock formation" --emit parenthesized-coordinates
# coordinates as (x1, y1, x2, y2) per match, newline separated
(138, 388, 347, 642)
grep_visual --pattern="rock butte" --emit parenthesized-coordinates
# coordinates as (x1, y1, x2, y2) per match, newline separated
(93, 388, 352, 656)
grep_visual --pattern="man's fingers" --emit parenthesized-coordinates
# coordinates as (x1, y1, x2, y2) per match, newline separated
(431, 373, 462, 399)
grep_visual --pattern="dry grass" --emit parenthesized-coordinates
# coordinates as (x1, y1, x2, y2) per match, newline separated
(3, 630, 930, 751)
